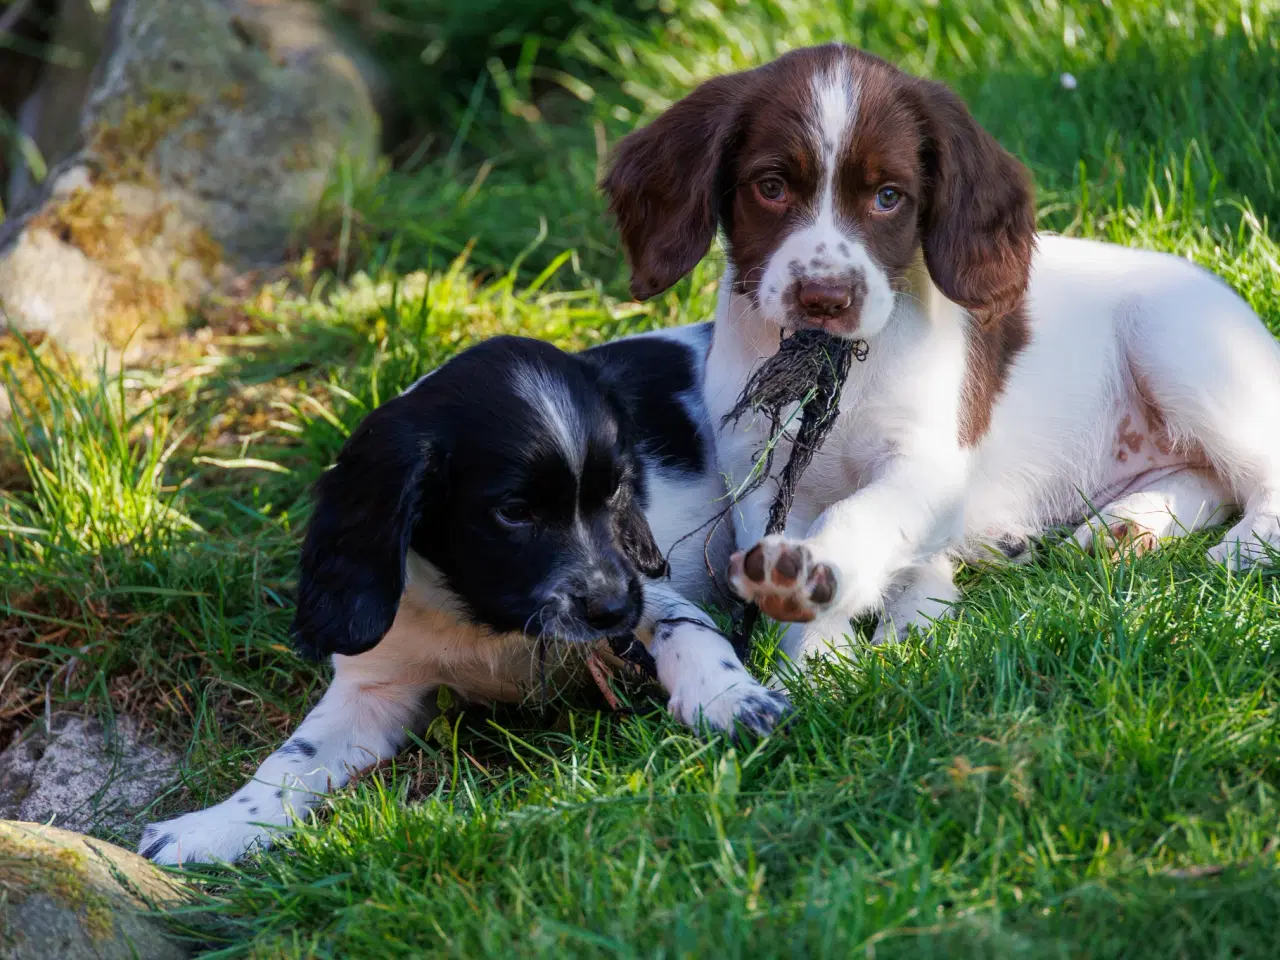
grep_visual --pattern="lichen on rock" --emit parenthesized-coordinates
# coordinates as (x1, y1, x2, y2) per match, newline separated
(0, 820, 190, 959)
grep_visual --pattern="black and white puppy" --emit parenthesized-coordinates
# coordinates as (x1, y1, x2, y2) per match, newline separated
(139, 324, 788, 865)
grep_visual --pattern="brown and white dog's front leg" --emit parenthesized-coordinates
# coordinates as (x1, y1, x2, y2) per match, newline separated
(730, 451, 966, 667)
(642, 585, 790, 736)
(139, 653, 438, 866)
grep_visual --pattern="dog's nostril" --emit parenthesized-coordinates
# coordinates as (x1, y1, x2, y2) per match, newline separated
(797, 279, 853, 317)
(583, 591, 632, 630)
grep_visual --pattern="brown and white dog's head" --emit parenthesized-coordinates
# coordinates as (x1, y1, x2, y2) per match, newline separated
(602, 44, 1036, 338)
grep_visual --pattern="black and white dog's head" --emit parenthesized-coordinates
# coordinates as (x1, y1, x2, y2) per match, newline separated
(290, 336, 669, 660)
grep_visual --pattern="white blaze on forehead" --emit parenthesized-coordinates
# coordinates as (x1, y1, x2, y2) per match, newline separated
(749, 56, 896, 338)
(511, 362, 586, 474)
(809, 59, 860, 231)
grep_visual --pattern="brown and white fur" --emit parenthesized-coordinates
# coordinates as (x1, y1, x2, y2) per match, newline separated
(603, 43, 1280, 669)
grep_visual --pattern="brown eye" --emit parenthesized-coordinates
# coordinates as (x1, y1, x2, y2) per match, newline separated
(494, 502, 534, 527)
(756, 177, 788, 204)
(874, 186, 903, 212)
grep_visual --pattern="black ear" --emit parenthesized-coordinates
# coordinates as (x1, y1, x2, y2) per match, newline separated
(614, 483, 669, 579)
(290, 401, 441, 660)
(910, 77, 1036, 320)
(602, 71, 753, 301)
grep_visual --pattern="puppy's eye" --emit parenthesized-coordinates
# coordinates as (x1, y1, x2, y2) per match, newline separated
(493, 502, 534, 527)
(755, 177, 788, 205)
(874, 186, 903, 212)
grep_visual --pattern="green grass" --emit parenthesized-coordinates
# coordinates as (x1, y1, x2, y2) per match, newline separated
(2, 0, 1279, 956)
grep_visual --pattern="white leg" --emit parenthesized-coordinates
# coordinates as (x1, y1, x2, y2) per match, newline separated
(871, 554, 959, 645)
(1073, 468, 1234, 558)
(772, 612, 859, 673)
(728, 450, 966, 670)
(642, 585, 790, 736)
(140, 660, 436, 865)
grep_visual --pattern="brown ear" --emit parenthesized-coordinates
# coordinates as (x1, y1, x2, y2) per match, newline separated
(912, 79, 1036, 319)
(602, 73, 749, 301)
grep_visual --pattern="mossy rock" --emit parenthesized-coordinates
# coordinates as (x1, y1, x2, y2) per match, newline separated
(0, 821, 191, 959)
(0, 0, 382, 356)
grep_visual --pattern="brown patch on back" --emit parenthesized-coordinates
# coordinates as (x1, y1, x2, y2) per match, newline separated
(959, 304, 1031, 446)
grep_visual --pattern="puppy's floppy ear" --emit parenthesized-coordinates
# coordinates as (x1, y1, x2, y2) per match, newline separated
(291, 400, 442, 660)
(911, 78, 1036, 319)
(602, 72, 749, 302)
(613, 483, 669, 580)
(585, 353, 670, 579)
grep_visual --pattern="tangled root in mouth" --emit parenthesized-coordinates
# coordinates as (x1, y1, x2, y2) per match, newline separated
(723, 328, 860, 539)
(723, 329, 862, 652)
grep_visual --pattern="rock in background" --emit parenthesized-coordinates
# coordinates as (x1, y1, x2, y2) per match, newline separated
(0, 713, 180, 840)
(0, 0, 383, 357)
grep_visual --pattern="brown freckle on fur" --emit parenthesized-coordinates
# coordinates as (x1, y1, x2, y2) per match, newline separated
(1116, 414, 1144, 453)
(1129, 363, 1185, 458)
(816, 243, 827, 254)
(1117, 449, 1129, 462)
(838, 242, 850, 256)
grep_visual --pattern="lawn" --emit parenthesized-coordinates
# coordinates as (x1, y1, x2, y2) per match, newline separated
(2, 0, 1279, 956)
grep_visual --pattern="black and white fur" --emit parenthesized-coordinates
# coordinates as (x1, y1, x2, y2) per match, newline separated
(139, 324, 786, 865)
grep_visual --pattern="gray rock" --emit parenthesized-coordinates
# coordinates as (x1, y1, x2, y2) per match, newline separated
(0, 820, 191, 959)
(0, 714, 180, 842)
(0, 0, 382, 354)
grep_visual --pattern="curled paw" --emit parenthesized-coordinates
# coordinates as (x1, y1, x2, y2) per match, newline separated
(728, 536, 837, 622)
(1075, 518, 1160, 560)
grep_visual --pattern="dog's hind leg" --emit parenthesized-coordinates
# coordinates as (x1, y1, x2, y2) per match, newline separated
(1124, 275, 1280, 569)
(139, 643, 438, 865)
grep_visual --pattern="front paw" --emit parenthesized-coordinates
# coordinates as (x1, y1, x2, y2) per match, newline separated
(668, 670, 792, 738)
(138, 804, 277, 866)
(728, 536, 838, 622)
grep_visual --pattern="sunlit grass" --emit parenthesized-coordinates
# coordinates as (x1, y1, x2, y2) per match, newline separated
(0, 0, 1277, 956)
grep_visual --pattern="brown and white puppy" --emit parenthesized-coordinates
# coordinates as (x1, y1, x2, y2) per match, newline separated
(604, 43, 1280, 667)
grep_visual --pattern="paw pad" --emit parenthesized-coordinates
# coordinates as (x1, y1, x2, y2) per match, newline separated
(730, 537, 838, 622)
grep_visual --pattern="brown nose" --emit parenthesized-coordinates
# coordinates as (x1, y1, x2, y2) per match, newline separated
(797, 279, 854, 318)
